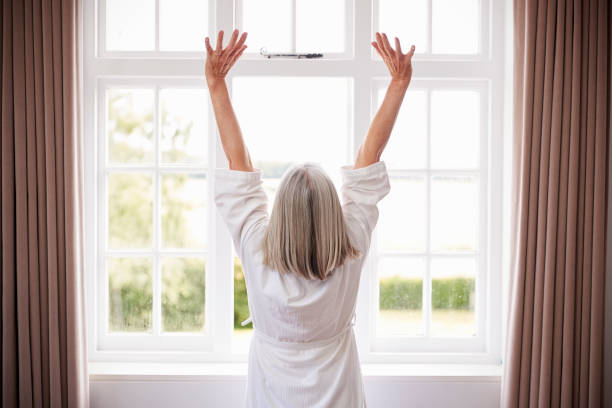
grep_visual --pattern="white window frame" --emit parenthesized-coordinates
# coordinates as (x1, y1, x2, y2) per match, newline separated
(84, 0, 505, 365)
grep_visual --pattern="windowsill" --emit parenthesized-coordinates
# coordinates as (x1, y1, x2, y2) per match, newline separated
(89, 362, 502, 382)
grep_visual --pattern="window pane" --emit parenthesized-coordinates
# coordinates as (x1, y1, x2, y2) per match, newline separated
(430, 257, 476, 337)
(108, 173, 153, 249)
(432, 0, 479, 54)
(296, 0, 345, 53)
(242, 0, 292, 53)
(106, 0, 154, 50)
(160, 89, 207, 164)
(430, 90, 480, 169)
(378, 87, 427, 169)
(161, 257, 206, 332)
(107, 89, 154, 164)
(160, 0, 208, 51)
(108, 257, 153, 332)
(161, 174, 207, 249)
(377, 176, 426, 252)
(430, 176, 478, 252)
(232, 77, 351, 178)
(233, 254, 253, 352)
(378, 0, 427, 54)
(377, 257, 424, 337)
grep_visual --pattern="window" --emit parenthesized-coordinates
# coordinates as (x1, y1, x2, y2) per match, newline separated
(371, 81, 489, 354)
(84, 0, 504, 364)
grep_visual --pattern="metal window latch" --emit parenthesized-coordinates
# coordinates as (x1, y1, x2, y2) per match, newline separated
(259, 47, 323, 59)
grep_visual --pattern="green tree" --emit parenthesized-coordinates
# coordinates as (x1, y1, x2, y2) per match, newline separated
(162, 258, 206, 332)
(107, 90, 207, 332)
(108, 257, 153, 332)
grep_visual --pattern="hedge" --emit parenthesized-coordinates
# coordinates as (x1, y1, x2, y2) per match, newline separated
(379, 276, 475, 310)
(233, 265, 476, 329)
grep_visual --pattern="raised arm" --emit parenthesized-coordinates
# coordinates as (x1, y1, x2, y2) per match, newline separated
(353, 33, 415, 169)
(205, 29, 253, 172)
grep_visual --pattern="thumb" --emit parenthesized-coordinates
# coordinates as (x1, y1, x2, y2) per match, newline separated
(407, 45, 416, 58)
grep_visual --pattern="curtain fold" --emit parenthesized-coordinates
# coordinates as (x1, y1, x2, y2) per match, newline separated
(503, 0, 609, 406)
(1, 0, 88, 406)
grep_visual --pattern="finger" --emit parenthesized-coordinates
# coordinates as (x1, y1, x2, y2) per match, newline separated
(222, 45, 247, 74)
(205, 37, 214, 55)
(222, 44, 246, 70)
(381, 33, 394, 57)
(407, 44, 416, 58)
(371, 41, 384, 58)
(232, 32, 248, 53)
(215, 30, 224, 52)
(224, 33, 248, 64)
(226, 29, 239, 52)
(394, 37, 403, 55)
(224, 32, 247, 62)
(379, 34, 393, 61)
(375, 32, 390, 59)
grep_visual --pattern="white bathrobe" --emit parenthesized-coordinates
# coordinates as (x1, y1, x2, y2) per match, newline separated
(214, 161, 390, 408)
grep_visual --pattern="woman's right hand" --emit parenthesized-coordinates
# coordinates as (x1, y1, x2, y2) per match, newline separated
(205, 29, 248, 90)
(371, 32, 415, 86)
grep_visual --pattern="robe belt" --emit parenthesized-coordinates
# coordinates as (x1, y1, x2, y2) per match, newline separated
(248, 312, 356, 350)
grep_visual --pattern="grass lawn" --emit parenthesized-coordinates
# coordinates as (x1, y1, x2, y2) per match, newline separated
(378, 309, 476, 337)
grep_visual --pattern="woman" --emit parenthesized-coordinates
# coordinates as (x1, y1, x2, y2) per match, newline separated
(205, 29, 415, 408)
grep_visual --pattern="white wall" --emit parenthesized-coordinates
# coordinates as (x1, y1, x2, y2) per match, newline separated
(90, 377, 501, 408)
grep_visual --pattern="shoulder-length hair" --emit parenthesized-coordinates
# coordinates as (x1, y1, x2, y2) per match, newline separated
(262, 163, 360, 281)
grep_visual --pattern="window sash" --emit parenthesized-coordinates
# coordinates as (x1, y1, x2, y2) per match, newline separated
(367, 79, 488, 353)
(371, 0, 491, 61)
(84, 0, 504, 364)
(96, 78, 216, 351)
(234, 0, 355, 59)
(99, 0, 217, 57)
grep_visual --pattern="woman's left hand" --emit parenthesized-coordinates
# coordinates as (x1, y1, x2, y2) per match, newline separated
(371, 32, 415, 87)
(205, 29, 248, 89)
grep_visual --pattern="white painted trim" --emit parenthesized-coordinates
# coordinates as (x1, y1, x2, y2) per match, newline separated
(88, 362, 502, 381)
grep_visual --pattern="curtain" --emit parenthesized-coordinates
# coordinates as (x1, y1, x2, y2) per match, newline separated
(1, 0, 88, 406)
(502, 0, 609, 407)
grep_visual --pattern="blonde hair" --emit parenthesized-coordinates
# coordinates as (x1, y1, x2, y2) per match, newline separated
(262, 163, 360, 281)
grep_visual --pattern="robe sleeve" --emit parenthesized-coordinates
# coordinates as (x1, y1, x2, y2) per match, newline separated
(214, 168, 269, 258)
(340, 161, 391, 255)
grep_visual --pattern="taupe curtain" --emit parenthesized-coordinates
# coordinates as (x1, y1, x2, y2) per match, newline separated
(1, 0, 88, 407)
(502, 0, 609, 407)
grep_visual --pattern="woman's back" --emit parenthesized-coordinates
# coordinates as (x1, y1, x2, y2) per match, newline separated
(214, 161, 390, 407)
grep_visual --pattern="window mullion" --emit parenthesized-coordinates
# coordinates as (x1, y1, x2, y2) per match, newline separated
(427, 0, 433, 54)
(355, 0, 372, 62)
(98, 0, 107, 57)
(211, 0, 235, 357)
(291, 0, 296, 53)
(98, 82, 109, 353)
(153, 85, 162, 336)
(155, 0, 160, 51)
(424, 89, 432, 338)
(350, 0, 373, 360)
